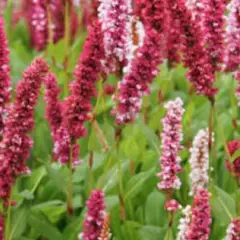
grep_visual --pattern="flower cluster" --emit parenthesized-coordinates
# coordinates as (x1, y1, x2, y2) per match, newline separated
(28, 0, 77, 51)
(226, 139, 240, 177)
(98, 0, 133, 74)
(224, 0, 240, 72)
(0, 17, 11, 134)
(114, 0, 168, 124)
(189, 129, 213, 195)
(63, 21, 104, 140)
(165, 199, 181, 212)
(0, 58, 49, 203)
(224, 218, 240, 240)
(186, 0, 206, 24)
(157, 98, 184, 190)
(81, 190, 106, 240)
(187, 0, 226, 70)
(204, 0, 226, 71)
(44, 73, 80, 166)
(170, 0, 217, 97)
(98, 213, 111, 240)
(177, 205, 192, 240)
(48, 0, 65, 43)
(28, 0, 48, 51)
(185, 188, 211, 240)
(166, 13, 182, 67)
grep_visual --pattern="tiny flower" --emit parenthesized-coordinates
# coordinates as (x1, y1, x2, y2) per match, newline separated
(103, 84, 115, 96)
(189, 129, 213, 195)
(81, 190, 106, 240)
(157, 97, 184, 190)
(226, 139, 240, 177)
(165, 199, 181, 212)
(224, 218, 240, 240)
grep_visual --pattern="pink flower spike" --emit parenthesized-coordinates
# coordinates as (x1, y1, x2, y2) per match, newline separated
(203, 0, 226, 71)
(28, 0, 48, 51)
(157, 97, 184, 190)
(185, 188, 212, 240)
(177, 205, 192, 240)
(170, 0, 217, 97)
(114, 0, 169, 124)
(224, 0, 240, 72)
(81, 190, 106, 240)
(224, 218, 240, 240)
(44, 73, 81, 166)
(98, 0, 133, 74)
(63, 20, 104, 139)
(189, 129, 213, 195)
(0, 17, 11, 134)
(0, 58, 49, 203)
(166, 8, 182, 67)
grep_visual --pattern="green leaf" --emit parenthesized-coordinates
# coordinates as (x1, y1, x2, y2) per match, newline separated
(139, 226, 165, 240)
(164, 228, 173, 240)
(125, 168, 155, 201)
(28, 212, 63, 240)
(145, 191, 166, 227)
(123, 137, 140, 161)
(46, 164, 68, 195)
(10, 207, 28, 239)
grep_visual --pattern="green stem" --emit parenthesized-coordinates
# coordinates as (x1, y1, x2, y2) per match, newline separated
(5, 191, 12, 240)
(63, 0, 70, 97)
(88, 152, 94, 193)
(67, 142, 73, 215)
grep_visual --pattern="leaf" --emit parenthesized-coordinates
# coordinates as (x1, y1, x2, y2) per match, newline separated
(28, 212, 63, 240)
(211, 186, 236, 224)
(145, 191, 166, 227)
(46, 164, 68, 195)
(27, 166, 46, 193)
(164, 228, 173, 240)
(125, 168, 155, 201)
(139, 226, 165, 240)
(19, 190, 34, 200)
(10, 207, 28, 239)
(123, 137, 140, 161)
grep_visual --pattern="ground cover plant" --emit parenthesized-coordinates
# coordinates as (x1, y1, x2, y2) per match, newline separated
(0, 0, 240, 239)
